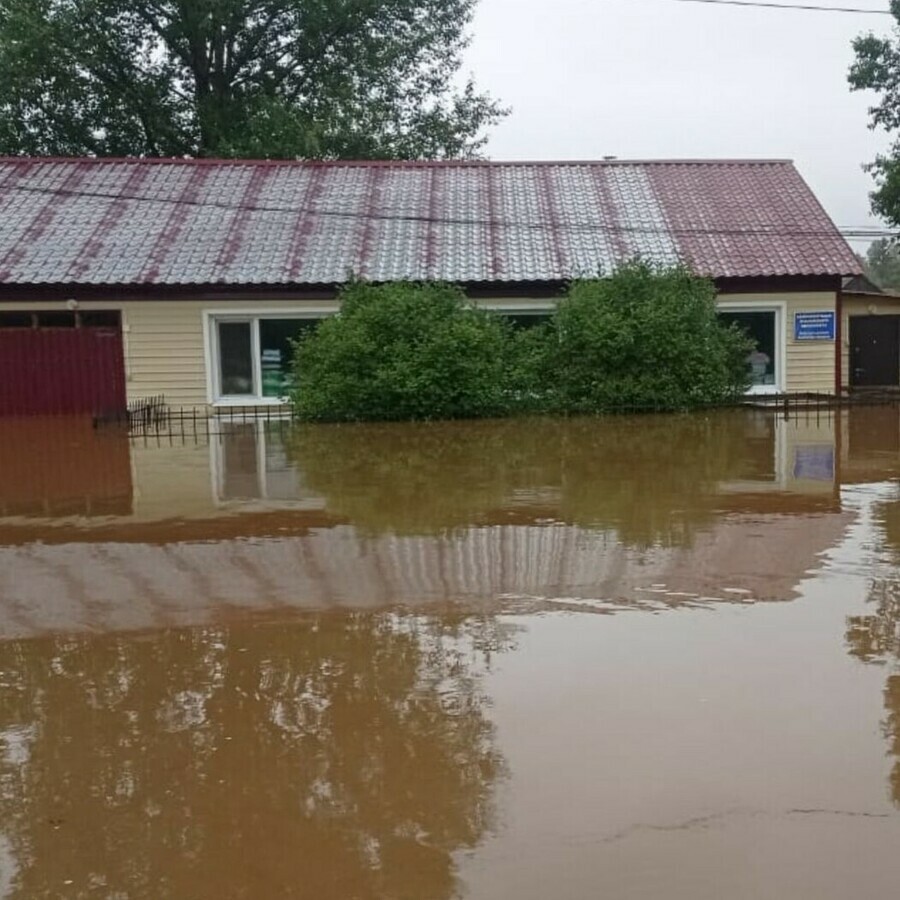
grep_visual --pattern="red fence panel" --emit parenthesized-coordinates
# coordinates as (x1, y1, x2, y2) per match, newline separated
(0, 326, 126, 416)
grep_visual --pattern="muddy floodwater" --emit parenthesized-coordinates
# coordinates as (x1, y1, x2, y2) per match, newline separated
(3, 408, 900, 898)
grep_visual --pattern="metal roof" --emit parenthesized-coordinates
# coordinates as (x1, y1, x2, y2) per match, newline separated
(0, 157, 861, 286)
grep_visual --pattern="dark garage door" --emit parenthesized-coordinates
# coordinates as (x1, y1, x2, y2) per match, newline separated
(0, 311, 126, 416)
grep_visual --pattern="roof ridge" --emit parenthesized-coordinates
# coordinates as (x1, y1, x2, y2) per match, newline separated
(0, 156, 796, 168)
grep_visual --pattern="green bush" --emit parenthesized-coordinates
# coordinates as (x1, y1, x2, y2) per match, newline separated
(290, 266, 754, 422)
(291, 282, 515, 422)
(543, 263, 753, 413)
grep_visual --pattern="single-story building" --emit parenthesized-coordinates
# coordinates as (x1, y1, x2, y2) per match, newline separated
(0, 157, 864, 415)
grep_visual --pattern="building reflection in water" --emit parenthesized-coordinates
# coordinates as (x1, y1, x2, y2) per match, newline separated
(1, 407, 890, 637)
(211, 412, 839, 538)
(5, 407, 900, 890)
(216, 422, 309, 504)
(0, 615, 512, 899)
(0, 417, 132, 517)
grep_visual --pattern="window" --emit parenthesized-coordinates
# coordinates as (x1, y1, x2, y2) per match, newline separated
(503, 313, 552, 330)
(0, 311, 121, 329)
(37, 311, 77, 328)
(719, 308, 781, 391)
(0, 312, 34, 329)
(79, 311, 121, 329)
(210, 315, 322, 402)
(219, 321, 255, 396)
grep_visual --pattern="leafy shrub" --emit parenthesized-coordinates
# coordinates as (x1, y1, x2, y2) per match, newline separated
(291, 282, 515, 422)
(542, 263, 753, 413)
(291, 266, 753, 422)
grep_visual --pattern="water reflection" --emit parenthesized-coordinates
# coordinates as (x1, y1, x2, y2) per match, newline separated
(0, 614, 510, 898)
(847, 495, 900, 806)
(0, 409, 870, 637)
(5, 409, 900, 895)
(216, 411, 838, 542)
(0, 417, 132, 517)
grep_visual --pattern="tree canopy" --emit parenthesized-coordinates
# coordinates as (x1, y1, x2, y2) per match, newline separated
(0, 0, 506, 159)
(849, 1, 900, 224)
(864, 238, 900, 290)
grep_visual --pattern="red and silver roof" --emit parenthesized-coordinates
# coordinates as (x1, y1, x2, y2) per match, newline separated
(0, 157, 860, 286)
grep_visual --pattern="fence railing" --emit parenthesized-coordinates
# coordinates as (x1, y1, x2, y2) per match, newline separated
(102, 390, 900, 441)
(126, 400, 297, 441)
(101, 389, 900, 443)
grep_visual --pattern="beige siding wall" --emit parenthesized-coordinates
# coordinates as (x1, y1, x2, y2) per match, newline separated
(718, 291, 837, 394)
(0, 297, 340, 408)
(123, 299, 339, 407)
(122, 302, 206, 407)
(0, 290, 839, 405)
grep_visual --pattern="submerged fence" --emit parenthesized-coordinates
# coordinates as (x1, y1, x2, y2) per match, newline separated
(94, 389, 900, 444)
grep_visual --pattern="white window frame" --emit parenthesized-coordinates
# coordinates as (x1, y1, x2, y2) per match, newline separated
(717, 301, 787, 395)
(482, 303, 555, 318)
(203, 308, 332, 406)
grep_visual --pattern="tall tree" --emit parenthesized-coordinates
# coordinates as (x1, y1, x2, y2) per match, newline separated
(0, 0, 506, 159)
(865, 238, 900, 290)
(850, 1, 900, 225)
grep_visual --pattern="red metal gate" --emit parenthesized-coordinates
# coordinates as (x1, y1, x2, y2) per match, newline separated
(0, 315, 126, 416)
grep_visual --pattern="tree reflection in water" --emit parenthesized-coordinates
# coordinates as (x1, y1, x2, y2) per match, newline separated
(286, 412, 777, 547)
(846, 500, 900, 807)
(0, 614, 512, 899)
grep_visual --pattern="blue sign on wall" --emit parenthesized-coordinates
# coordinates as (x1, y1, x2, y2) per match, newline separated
(794, 311, 835, 341)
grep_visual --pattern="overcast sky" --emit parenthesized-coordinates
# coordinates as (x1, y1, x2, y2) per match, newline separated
(463, 0, 894, 250)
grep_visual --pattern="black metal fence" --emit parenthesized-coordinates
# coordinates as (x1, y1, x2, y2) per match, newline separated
(126, 400, 297, 442)
(103, 389, 900, 443)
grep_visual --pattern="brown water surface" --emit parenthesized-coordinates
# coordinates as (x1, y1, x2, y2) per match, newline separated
(1, 408, 900, 897)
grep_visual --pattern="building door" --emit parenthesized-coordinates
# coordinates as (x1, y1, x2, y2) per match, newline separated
(850, 316, 900, 387)
(0, 311, 126, 416)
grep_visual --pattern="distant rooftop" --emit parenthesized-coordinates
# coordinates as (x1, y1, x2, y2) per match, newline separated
(0, 157, 861, 286)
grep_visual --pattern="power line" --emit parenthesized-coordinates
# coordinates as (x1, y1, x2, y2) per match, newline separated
(0, 179, 895, 240)
(656, 0, 891, 13)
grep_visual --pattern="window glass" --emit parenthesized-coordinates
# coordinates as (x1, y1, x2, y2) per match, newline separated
(0, 312, 33, 328)
(80, 311, 120, 329)
(259, 319, 319, 397)
(504, 313, 552, 330)
(219, 321, 254, 396)
(37, 312, 77, 328)
(720, 311, 777, 387)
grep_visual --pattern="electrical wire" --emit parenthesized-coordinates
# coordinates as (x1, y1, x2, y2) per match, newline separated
(652, 0, 891, 14)
(0, 178, 893, 240)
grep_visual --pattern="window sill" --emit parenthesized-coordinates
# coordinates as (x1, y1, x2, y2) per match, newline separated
(212, 397, 291, 408)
